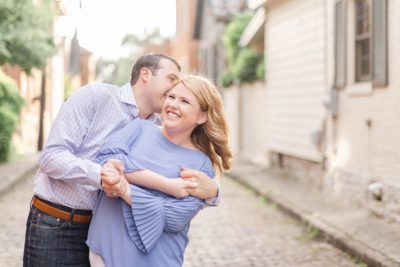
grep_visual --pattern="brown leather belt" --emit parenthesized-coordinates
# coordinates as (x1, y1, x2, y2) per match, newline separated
(32, 196, 92, 224)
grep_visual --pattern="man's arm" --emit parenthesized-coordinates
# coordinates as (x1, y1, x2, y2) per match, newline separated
(38, 85, 102, 188)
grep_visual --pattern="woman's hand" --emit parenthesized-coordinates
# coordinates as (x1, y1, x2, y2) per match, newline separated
(180, 167, 218, 200)
(165, 178, 195, 199)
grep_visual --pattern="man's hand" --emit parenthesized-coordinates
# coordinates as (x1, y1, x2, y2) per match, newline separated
(101, 160, 128, 198)
(180, 167, 218, 200)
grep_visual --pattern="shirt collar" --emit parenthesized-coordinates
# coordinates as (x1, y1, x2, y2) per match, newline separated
(119, 83, 137, 106)
(118, 83, 162, 124)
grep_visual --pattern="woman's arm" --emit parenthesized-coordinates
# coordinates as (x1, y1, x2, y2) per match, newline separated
(121, 185, 206, 253)
(180, 167, 220, 204)
(124, 170, 197, 199)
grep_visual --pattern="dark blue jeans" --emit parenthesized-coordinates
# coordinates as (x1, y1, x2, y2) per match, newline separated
(23, 205, 90, 267)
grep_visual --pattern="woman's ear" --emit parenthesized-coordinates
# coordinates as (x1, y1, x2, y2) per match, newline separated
(197, 112, 207, 125)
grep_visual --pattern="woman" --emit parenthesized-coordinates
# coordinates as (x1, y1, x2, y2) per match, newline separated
(87, 75, 232, 267)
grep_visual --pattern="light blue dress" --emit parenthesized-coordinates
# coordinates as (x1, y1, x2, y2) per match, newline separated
(87, 119, 215, 267)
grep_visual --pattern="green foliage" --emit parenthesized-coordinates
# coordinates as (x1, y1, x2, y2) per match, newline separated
(64, 74, 74, 100)
(256, 56, 265, 80)
(223, 12, 253, 66)
(221, 12, 265, 87)
(0, 71, 24, 162)
(219, 68, 235, 88)
(233, 48, 259, 83)
(0, 0, 55, 73)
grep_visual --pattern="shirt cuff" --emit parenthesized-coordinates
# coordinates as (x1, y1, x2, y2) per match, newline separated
(205, 179, 221, 206)
(88, 162, 103, 189)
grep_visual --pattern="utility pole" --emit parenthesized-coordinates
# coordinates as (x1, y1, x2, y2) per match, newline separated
(37, 71, 46, 151)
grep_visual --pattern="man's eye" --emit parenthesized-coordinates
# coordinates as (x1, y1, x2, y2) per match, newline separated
(168, 95, 175, 99)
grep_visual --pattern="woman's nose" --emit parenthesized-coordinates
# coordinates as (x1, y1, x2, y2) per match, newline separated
(169, 100, 178, 108)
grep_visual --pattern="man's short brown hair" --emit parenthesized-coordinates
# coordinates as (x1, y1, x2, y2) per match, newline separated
(130, 53, 181, 85)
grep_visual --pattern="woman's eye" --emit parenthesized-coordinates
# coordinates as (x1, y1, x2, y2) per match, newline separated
(168, 95, 175, 99)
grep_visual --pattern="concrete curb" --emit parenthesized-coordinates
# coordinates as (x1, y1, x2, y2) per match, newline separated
(0, 154, 38, 196)
(227, 170, 400, 267)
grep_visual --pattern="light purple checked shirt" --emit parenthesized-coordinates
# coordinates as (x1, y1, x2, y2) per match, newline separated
(34, 83, 219, 210)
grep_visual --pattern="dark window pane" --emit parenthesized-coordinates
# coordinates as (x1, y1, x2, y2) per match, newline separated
(362, 18, 370, 34)
(356, 0, 370, 35)
(361, 39, 369, 56)
(361, 58, 370, 75)
(355, 0, 371, 82)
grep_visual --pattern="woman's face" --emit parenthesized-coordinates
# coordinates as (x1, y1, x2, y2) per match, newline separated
(161, 83, 206, 134)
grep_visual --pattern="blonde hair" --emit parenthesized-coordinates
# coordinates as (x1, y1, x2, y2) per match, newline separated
(180, 75, 233, 176)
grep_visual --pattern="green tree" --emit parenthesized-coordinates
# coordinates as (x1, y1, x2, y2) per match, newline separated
(0, 70, 24, 162)
(233, 48, 259, 83)
(222, 12, 252, 66)
(220, 12, 265, 87)
(0, 0, 55, 73)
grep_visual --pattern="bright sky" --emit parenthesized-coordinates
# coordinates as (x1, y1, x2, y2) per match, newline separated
(60, 0, 176, 59)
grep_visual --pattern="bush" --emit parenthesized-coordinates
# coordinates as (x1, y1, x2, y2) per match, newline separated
(234, 48, 260, 83)
(220, 12, 265, 87)
(223, 12, 253, 66)
(220, 68, 235, 88)
(256, 55, 265, 80)
(0, 71, 24, 162)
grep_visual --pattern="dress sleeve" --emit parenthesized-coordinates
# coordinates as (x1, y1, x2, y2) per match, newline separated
(96, 119, 146, 172)
(121, 185, 205, 254)
(199, 157, 220, 206)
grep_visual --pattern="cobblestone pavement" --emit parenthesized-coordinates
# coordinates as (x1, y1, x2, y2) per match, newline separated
(0, 171, 362, 267)
(184, 177, 363, 267)
(0, 170, 34, 266)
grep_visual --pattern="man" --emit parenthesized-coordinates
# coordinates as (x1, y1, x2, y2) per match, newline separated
(23, 54, 219, 267)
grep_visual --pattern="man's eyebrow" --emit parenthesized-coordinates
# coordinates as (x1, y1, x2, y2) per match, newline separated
(168, 74, 179, 80)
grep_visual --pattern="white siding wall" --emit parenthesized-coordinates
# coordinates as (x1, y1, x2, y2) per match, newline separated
(240, 82, 269, 165)
(326, 0, 400, 220)
(223, 87, 240, 156)
(265, 0, 327, 162)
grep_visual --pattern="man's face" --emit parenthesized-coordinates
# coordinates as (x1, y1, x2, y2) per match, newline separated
(148, 59, 180, 113)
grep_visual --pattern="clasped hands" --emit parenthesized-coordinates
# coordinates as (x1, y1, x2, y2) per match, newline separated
(101, 160, 218, 200)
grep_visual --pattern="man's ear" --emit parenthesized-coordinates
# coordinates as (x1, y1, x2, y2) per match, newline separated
(140, 67, 151, 83)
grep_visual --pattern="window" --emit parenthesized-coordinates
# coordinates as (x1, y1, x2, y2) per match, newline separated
(355, 0, 371, 82)
(334, 0, 387, 88)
